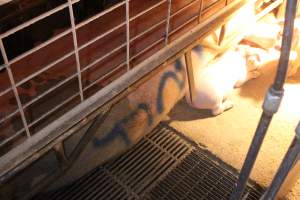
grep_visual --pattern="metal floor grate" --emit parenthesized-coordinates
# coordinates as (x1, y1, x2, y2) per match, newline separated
(34, 124, 264, 200)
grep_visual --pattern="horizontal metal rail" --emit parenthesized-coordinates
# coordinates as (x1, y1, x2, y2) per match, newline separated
(129, 0, 167, 22)
(0, 2, 73, 39)
(8, 29, 72, 65)
(22, 73, 77, 109)
(83, 62, 126, 91)
(0, 0, 250, 185)
(81, 43, 127, 73)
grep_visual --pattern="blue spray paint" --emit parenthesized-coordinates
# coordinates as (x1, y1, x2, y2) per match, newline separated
(93, 103, 152, 147)
(93, 58, 186, 147)
(156, 59, 185, 114)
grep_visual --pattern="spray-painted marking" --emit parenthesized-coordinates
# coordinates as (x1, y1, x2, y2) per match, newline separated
(93, 58, 186, 147)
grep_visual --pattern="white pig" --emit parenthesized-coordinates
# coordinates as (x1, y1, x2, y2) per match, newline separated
(186, 45, 261, 115)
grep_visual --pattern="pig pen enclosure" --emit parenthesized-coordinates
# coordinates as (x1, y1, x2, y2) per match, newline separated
(0, 0, 300, 199)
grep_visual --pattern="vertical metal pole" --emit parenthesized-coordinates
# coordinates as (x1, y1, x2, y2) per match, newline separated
(126, 0, 130, 71)
(261, 122, 300, 200)
(218, 0, 228, 46)
(165, 0, 172, 46)
(230, 0, 297, 198)
(198, 0, 203, 24)
(67, 0, 84, 101)
(185, 50, 196, 103)
(0, 39, 31, 137)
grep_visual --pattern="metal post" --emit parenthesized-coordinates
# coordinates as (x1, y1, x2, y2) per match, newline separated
(198, 0, 203, 23)
(261, 122, 300, 200)
(165, 0, 172, 45)
(230, 0, 297, 198)
(126, 0, 130, 71)
(0, 39, 31, 137)
(185, 50, 196, 103)
(67, 0, 84, 102)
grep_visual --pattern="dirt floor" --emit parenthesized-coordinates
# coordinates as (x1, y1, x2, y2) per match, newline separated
(167, 62, 300, 199)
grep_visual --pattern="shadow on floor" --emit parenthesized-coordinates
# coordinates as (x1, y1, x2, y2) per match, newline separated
(166, 99, 215, 122)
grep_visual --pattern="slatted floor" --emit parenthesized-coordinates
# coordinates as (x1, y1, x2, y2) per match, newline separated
(34, 123, 264, 200)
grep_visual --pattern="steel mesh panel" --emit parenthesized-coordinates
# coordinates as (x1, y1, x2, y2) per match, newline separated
(33, 124, 264, 200)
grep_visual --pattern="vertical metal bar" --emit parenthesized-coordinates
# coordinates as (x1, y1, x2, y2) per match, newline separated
(67, 0, 84, 101)
(0, 39, 31, 137)
(231, 0, 297, 198)
(218, 0, 228, 46)
(261, 122, 300, 200)
(165, 0, 172, 45)
(198, 0, 203, 23)
(126, 0, 130, 71)
(185, 50, 196, 103)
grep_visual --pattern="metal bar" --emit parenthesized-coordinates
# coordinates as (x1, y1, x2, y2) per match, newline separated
(27, 93, 79, 129)
(69, 106, 112, 162)
(78, 22, 126, 51)
(83, 62, 126, 91)
(0, 128, 24, 149)
(230, 0, 297, 198)
(198, 0, 204, 23)
(230, 113, 273, 200)
(8, 29, 72, 65)
(171, 0, 199, 18)
(130, 19, 166, 42)
(165, 0, 172, 45)
(22, 73, 77, 109)
(130, 38, 165, 61)
(0, 109, 19, 125)
(0, 87, 12, 98)
(273, 0, 297, 91)
(75, 1, 126, 29)
(0, 0, 250, 185)
(169, 15, 199, 35)
(0, 2, 70, 39)
(81, 44, 126, 73)
(185, 50, 196, 103)
(0, 92, 79, 149)
(16, 51, 75, 87)
(130, 0, 167, 22)
(53, 142, 70, 170)
(276, 147, 300, 199)
(0, 39, 31, 138)
(67, 0, 84, 102)
(261, 123, 300, 200)
(0, 65, 5, 71)
(126, 0, 130, 71)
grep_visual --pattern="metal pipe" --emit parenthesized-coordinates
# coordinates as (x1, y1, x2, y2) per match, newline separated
(125, 0, 130, 71)
(230, 0, 297, 198)
(67, 0, 84, 101)
(165, 0, 172, 45)
(261, 122, 300, 200)
(273, 0, 297, 91)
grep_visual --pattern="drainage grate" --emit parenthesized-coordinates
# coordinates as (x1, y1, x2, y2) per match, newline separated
(34, 124, 264, 200)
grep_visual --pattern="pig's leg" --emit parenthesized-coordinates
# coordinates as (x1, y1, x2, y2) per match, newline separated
(212, 100, 233, 115)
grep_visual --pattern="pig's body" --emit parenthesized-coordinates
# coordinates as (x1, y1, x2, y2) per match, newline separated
(186, 45, 260, 115)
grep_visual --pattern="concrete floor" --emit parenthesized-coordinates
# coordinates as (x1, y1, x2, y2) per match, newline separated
(167, 62, 300, 199)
